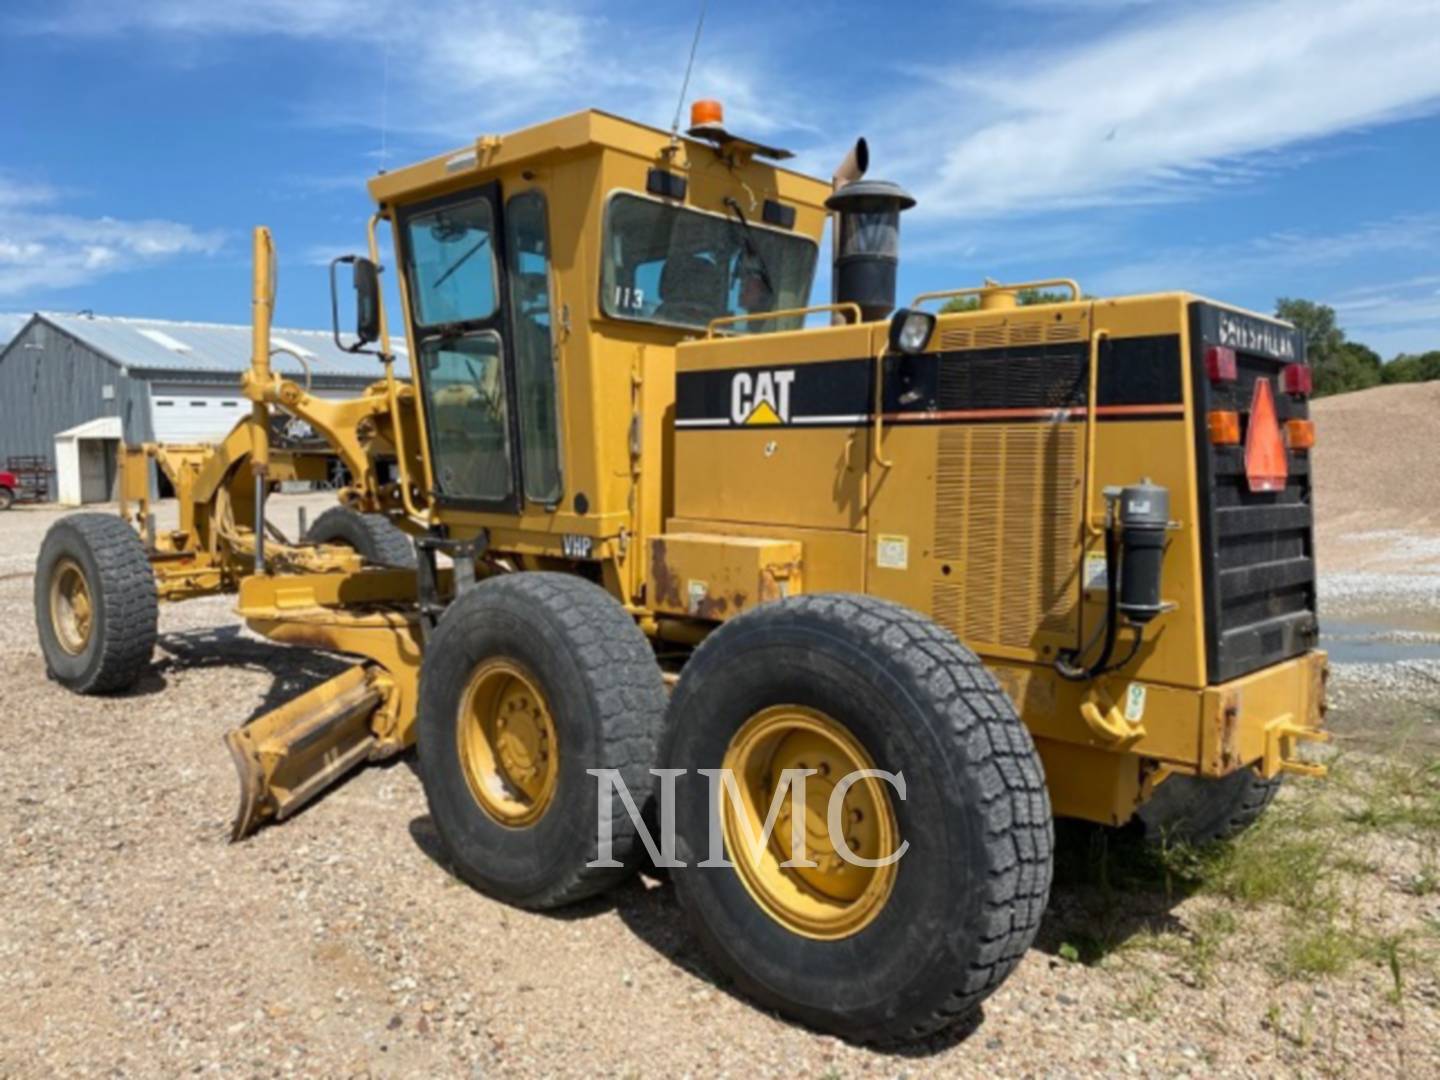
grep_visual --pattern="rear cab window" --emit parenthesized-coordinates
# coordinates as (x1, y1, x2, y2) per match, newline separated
(600, 193, 818, 334)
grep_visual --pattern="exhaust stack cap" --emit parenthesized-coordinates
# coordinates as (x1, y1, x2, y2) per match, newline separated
(825, 179, 916, 322)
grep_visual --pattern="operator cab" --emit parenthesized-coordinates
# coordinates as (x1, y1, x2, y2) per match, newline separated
(332, 104, 835, 543)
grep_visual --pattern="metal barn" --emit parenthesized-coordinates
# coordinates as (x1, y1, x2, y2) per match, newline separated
(0, 312, 408, 504)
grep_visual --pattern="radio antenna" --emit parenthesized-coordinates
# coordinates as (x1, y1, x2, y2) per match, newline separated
(668, 0, 708, 147)
(378, 39, 391, 172)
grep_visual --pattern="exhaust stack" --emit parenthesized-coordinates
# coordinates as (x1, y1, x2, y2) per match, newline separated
(826, 177, 916, 323)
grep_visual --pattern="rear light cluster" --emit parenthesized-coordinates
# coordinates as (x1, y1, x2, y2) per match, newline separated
(1205, 349, 1316, 458)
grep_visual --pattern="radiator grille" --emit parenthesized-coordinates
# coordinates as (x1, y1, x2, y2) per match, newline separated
(933, 424, 1082, 649)
(940, 318, 1086, 351)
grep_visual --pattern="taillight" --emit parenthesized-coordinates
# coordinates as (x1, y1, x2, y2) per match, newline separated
(1282, 363, 1313, 396)
(1285, 418, 1316, 450)
(1245, 378, 1289, 492)
(1205, 346, 1238, 382)
(1208, 410, 1240, 445)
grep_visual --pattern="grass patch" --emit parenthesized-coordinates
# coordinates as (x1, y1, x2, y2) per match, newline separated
(1280, 924, 1359, 978)
(1051, 749, 1440, 990)
(1115, 976, 1162, 1022)
(1330, 748, 1440, 834)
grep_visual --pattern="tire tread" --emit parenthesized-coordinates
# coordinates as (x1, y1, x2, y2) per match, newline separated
(422, 573, 665, 909)
(36, 513, 157, 694)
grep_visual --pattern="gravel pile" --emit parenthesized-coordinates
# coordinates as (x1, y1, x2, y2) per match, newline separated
(1312, 383, 1440, 576)
(3, 499, 1438, 1076)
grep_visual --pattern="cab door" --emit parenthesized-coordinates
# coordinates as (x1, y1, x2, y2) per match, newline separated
(398, 182, 522, 512)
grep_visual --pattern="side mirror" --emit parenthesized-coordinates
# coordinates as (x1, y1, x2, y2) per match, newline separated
(330, 254, 382, 353)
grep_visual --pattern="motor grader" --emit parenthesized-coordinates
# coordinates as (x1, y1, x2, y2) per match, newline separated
(33, 102, 1329, 1043)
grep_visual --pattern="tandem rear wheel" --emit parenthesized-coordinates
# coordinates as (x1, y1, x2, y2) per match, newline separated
(416, 573, 667, 909)
(1137, 767, 1282, 846)
(660, 594, 1055, 1044)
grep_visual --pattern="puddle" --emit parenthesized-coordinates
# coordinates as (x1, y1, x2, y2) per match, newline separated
(1321, 617, 1440, 665)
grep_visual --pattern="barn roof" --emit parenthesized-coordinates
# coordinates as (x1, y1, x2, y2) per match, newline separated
(17, 312, 409, 381)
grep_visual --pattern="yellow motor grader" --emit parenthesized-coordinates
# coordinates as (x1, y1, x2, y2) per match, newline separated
(34, 102, 1328, 1043)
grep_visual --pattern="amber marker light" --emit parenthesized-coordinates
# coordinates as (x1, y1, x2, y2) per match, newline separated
(1208, 410, 1241, 445)
(1285, 418, 1316, 450)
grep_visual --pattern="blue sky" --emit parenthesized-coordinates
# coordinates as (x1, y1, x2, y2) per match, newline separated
(3, 0, 1439, 357)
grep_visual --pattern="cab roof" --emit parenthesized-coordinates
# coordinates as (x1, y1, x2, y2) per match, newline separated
(366, 109, 832, 210)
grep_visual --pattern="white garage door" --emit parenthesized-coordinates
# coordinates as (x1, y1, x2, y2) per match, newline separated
(149, 386, 249, 442)
(149, 384, 359, 442)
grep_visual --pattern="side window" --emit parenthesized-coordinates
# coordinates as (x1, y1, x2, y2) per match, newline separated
(405, 198, 498, 328)
(505, 191, 562, 504)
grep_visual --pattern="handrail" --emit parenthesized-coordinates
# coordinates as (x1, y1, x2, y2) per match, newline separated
(706, 302, 863, 338)
(368, 211, 426, 524)
(1082, 330, 1109, 539)
(910, 278, 1083, 309)
(872, 341, 893, 469)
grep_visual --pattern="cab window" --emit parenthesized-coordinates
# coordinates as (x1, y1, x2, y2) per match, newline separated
(404, 198, 499, 327)
(505, 191, 562, 504)
(419, 331, 512, 502)
(601, 193, 817, 333)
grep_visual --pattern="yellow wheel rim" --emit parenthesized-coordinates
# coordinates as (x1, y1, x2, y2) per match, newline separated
(456, 659, 559, 827)
(721, 705, 900, 940)
(50, 557, 94, 655)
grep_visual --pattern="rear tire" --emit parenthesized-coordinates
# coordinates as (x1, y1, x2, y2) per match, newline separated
(35, 514, 158, 694)
(1137, 768, 1281, 846)
(417, 573, 666, 909)
(0, 486, 13, 511)
(660, 594, 1054, 1044)
(305, 506, 416, 569)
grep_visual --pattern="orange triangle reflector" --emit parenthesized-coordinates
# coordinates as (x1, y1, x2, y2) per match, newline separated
(1245, 377, 1288, 493)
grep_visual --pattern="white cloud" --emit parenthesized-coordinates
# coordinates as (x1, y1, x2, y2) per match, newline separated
(1089, 214, 1440, 297)
(1332, 276, 1440, 343)
(18, 0, 1440, 219)
(899, 0, 1440, 219)
(0, 174, 224, 297)
(18, 1, 799, 141)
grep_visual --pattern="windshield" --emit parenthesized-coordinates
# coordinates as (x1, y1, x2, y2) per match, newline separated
(601, 194, 817, 333)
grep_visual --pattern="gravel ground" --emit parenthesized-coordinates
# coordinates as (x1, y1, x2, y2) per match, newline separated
(3, 497, 1438, 1077)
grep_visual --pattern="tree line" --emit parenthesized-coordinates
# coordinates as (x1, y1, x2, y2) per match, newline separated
(940, 290, 1434, 398)
(1273, 298, 1438, 397)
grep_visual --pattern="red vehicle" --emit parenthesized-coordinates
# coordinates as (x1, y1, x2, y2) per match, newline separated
(0, 470, 16, 510)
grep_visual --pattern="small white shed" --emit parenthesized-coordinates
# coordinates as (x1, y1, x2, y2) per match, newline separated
(54, 416, 123, 506)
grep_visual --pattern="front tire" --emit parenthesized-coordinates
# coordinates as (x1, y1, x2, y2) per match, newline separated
(305, 506, 416, 569)
(661, 594, 1053, 1044)
(35, 514, 158, 693)
(0, 486, 13, 511)
(417, 573, 666, 909)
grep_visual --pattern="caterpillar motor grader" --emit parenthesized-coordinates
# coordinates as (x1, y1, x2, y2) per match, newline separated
(34, 101, 1328, 1043)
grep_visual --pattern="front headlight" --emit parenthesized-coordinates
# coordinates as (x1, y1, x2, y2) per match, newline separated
(889, 308, 936, 355)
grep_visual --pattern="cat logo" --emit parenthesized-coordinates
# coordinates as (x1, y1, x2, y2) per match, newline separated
(731, 369, 796, 426)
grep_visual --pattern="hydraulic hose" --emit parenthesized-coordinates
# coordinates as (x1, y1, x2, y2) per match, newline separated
(1055, 506, 1145, 682)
